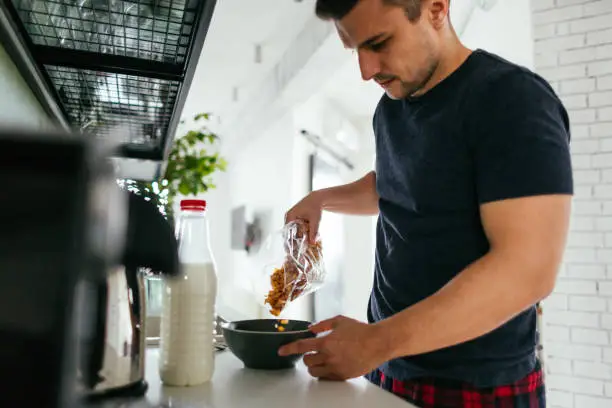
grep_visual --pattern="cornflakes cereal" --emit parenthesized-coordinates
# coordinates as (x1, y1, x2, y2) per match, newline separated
(264, 222, 323, 316)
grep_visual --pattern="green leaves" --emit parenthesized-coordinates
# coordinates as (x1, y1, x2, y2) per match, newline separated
(161, 112, 227, 210)
(117, 112, 226, 220)
(217, 156, 228, 171)
(178, 180, 191, 196)
(193, 112, 210, 121)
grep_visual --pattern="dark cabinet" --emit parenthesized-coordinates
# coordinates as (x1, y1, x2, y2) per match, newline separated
(0, 0, 217, 176)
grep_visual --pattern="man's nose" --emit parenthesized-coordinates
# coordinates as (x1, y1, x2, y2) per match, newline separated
(358, 50, 380, 81)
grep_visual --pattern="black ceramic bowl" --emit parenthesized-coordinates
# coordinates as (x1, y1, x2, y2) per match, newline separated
(221, 319, 315, 370)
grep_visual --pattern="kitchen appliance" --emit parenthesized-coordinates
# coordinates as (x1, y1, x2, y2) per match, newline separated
(79, 188, 179, 401)
(0, 127, 179, 407)
(0, 127, 126, 408)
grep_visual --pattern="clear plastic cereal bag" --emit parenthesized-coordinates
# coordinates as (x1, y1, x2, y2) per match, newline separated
(256, 220, 326, 316)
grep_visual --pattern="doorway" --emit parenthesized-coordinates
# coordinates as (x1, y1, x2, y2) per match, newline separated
(308, 153, 346, 321)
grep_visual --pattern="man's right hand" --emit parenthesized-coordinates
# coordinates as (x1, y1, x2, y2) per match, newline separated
(285, 191, 324, 244)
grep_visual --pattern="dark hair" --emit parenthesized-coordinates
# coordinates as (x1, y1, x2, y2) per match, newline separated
(315, 0, 424, 22)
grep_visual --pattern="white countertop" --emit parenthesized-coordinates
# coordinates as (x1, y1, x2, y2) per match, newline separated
(92, 347, 416, 408)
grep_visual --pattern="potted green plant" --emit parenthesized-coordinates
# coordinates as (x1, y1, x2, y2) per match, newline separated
(118, 113, 227, 224)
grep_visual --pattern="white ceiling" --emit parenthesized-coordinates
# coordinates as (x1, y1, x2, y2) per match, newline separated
(180, 0, 317, 124)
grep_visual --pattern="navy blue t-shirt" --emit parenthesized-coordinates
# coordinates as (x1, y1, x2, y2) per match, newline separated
(367, 49, 573, 387)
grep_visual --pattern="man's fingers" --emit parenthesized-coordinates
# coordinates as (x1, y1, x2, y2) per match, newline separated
(303, 352, 327, 368)
(309, 218, 321, 244)
(284, 210, 296, 224)
(309, 315, 345, 334)
(308, 365, 344, 381)
(309, 225, 318, 244)
(278, 338, 323, 356)
(309, 319, 334, 334)
(308, 364, 332, 378)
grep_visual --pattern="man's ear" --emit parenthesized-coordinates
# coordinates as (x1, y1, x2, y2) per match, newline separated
(426, 0, 451, 29)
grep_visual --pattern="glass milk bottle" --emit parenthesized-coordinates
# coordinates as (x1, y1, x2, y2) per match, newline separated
(159, 199, 217, 386)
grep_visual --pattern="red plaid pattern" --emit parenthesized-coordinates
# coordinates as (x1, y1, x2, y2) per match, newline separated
(366, 362, 545, 408)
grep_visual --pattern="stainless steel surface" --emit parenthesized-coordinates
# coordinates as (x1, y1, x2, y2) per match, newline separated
(214, 314, 228, 351)
(78, 265, 147, 398)
(145, 309, 227, 352)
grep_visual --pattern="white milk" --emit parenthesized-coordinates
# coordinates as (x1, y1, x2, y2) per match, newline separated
(159, 262, 217, 386)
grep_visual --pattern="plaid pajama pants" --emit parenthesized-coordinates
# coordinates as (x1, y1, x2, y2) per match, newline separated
(365, 361, 545, 408)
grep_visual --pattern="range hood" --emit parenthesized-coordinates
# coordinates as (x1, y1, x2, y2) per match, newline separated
(0, 0, 216, 179)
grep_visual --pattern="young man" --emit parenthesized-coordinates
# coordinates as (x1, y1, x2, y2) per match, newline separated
(278, 0, 573, 407)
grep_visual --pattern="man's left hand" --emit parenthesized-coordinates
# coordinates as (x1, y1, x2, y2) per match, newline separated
(277, 315, 389, 381)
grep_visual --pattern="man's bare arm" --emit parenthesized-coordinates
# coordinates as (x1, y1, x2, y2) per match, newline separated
(285, 171, 379, 242)
(317, 171, 379, 216)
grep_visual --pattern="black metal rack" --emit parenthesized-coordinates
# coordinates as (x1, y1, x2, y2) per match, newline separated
(0, 0, 216, 163)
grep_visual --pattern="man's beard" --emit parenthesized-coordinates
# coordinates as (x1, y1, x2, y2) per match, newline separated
(396, 59, 440, 99)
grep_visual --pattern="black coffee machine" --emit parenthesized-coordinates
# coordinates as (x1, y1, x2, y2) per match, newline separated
(0, 128, 179, 408)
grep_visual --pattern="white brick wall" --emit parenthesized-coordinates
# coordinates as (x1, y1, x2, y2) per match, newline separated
(532, 1, 612, 407)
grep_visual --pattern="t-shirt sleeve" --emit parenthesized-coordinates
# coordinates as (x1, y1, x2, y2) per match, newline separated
(469, 70, 574, 204)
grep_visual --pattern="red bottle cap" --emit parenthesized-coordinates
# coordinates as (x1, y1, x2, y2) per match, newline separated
(180, 199, 206, 211)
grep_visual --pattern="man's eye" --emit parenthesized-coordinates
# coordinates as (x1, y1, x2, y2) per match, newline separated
(370, 40, 388, 52)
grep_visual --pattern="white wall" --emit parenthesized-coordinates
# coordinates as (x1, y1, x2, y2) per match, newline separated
(461, 0, 535, 69)
(0, 43, 54, 130)
(531, 1, 612, 407)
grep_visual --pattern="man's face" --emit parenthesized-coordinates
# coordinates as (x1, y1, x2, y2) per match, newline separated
(336, 0, 443, 99)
